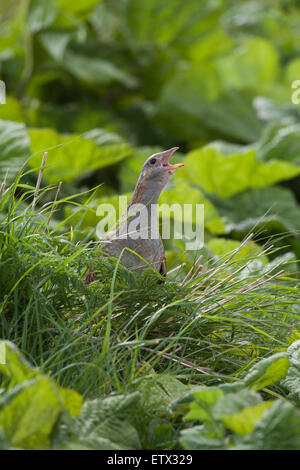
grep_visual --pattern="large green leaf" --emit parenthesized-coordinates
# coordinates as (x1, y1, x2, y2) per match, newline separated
(63, 50, 138, 88)
(0, 341, 39, 384)
(258, 123, 300, 165)
(206, 238, 267, 263)
(243, 352, 290, 391)
(28, 127, 132, 183)
(0, 119, 31, 182)
(138, 375, 188, 410)
(214, 389, 274, 435)
(159, 179, 225, 235)
(38, 31, 138, 88)
(180, 425, 224, 450)
(57, 0, 100, 17)
(281, 340, 300, 400)
(180, 145, 300, 198)
(214, 37, 279, 93)
(60, 393, 141, 450)
(234, 401, 300, 450)
(119, 0, 224, 48)
(215, 186, 300, 235)
(27, 0, 58, 33)
(0, 377, 62, 449)
(0, 96, 24, 123)
(184, 387, 223, 424)
(222, 402, 274, 436)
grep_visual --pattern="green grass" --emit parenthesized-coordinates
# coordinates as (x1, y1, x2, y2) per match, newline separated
(0, 170, 300, 449)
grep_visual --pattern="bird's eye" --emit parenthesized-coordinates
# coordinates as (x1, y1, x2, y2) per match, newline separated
(150, 158, 156, 165)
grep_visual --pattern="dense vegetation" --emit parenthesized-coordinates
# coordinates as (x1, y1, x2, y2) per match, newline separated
(0, 0, 300, 450)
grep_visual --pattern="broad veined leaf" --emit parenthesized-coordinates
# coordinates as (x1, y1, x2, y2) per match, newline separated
(180, 425, 224, 450)
(258, 122, 300, 165)
(215, 186, 300, 235)
(57, 0, 100, 17)
(180, 145, 300, 198)
(63, 50, 138, 88)
(28, 127, 132, 183)
(222, 401, 274, 436)
(214, 389, 262, 416)
(281, 340, 300, 400)
(60, 393, 141, 450)
(155, 65, 223, 142)
(119, 0, 224, 47)
(0, 376, 62, 450)
(206, 238, 267, 263)
(0, 341, 39, 384)
(213, 389, 274, 435)
(196, 90, 263, 143)
(138, 375, 188, 410)
(188, 27, 234, 63)
(243, 352, 290, 391)
(234, 401, 300, 450)
(39, 32, 138, 88)
(214, 37, 279, 93)
(59, 388, 83, 417)
(0, 96, 24, 123)
(27, 0, 58, 33)
(159, 179, 225, 235)
(184, 387, 223, 423)
(0, 119, 31, 183)
(38, 31, 72, 62)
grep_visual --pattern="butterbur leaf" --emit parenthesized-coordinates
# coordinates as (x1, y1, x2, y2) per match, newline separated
(180, 145, 300, 198)
(58, 0, 99, 17)
(0, 377, 62, 450)
(192, 388, 223, 406)
(258, 123, 300, 165)
(0, 96, 24, 123)
(206, 238, 266, 263)
(281, 340, 300, 399)
(221, 401, 275, 436)
(138, 375, 188, 410)
(234, 401, 300, 450)
(214, 389, 262, 417)
(180, 425, 224, 450)
(60, 393, 141, 450)
(0, 120, 31, 183)
(0, 341, 39, 385)
(27, 0, 58, 33)
(160, 180, 225, 235)
(28, 128, 132, 183)
(214, 37, 279, 92)
(216, 186, 300, 236)
(243, 352, 290, 391)
(63, 51, 138, 89)
(0, 428, 9, 450)
(59, 388, 83, 417)
(120, 0, 223, 48)
(184, 388, 223, 424)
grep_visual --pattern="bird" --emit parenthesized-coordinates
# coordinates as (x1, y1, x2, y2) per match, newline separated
(85, 147, 184, 283)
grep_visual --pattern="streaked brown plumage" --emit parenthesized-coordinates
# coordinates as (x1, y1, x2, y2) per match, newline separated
(85, 147, 184, 282)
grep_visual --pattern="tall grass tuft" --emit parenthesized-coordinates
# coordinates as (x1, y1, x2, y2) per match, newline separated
(0, 167, 299, 400)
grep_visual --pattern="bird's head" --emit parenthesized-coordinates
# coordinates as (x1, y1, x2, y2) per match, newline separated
(138, 147, 184, 192)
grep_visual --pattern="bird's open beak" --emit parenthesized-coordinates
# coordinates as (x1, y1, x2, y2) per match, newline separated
(161, 147, 184, 170)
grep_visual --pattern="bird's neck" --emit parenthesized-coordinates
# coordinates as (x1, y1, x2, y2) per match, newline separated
(129, 176, 162, 207)
(117, 177, 162, 239)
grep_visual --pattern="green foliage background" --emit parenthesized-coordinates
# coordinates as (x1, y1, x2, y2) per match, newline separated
(1, 0, 300, 450)
(1, 0, 300, 266)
